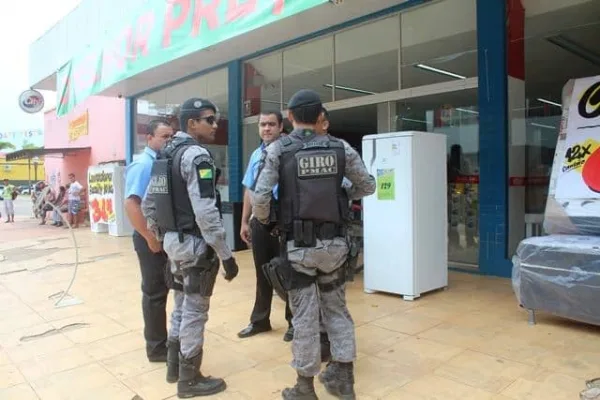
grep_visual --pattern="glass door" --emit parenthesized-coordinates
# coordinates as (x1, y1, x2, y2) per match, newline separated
(392, 88, 480, 267)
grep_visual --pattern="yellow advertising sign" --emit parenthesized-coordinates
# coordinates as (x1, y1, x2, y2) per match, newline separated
(68, 111, 89, 142)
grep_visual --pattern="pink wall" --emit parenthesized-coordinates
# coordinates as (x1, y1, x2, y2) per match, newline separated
(44, 96, 125, 189)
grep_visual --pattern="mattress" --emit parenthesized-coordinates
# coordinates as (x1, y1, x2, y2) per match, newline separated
(512, 235, 600, 326)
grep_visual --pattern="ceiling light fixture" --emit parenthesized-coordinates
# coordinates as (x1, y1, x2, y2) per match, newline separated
(323, 84, 377, 95)
(530, 122, 557, 130)
(455, 107, 479, 115)
(537, 98, 562, 108)
(415, 64, 466, 80)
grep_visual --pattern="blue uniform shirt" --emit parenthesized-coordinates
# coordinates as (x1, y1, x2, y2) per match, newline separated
(242, 143, 278, 199)
(125, 146, 157, 200)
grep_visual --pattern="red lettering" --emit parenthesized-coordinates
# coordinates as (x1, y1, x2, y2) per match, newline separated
(226, 0, 257, 23)
(163, 0, 191, 48)
(272, 0, 284, 15)
(127, 11, 155, 60)
(191, 0, 220, 37)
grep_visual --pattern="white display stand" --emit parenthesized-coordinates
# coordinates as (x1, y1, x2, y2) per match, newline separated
(87, 164, 133, 237)
(361, 131, 448, 300)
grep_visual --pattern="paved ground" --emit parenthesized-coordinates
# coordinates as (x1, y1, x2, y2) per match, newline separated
(1, 217, 599, 399)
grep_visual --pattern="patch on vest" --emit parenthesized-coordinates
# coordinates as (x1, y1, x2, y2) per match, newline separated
(148, 175, 169, 194)
(198, 168, 213, 180)
(297, 153, 338, 177)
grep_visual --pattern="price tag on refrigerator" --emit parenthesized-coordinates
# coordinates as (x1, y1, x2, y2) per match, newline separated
(377, 169, 395, 200)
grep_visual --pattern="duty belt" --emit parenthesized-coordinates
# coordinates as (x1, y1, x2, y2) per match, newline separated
(286, 222, 346, 241)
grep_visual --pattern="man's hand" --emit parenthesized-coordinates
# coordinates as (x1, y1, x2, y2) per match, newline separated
(240, 221, 251, 245)
(145, 235, 162, 253)
(222, 257, 239, 281)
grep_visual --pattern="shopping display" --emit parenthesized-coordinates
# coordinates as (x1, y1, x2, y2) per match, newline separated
(512, 75, 600, 327)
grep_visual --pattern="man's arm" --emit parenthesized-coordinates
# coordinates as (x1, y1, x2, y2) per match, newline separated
(252, 143, 281, 224)
(124, 163, 156, 243)
(181, 147, 233, 261)
(342, 140, 376, 200)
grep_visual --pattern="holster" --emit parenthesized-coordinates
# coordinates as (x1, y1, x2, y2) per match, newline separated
(345, 236, 359, 283)
(181, 252, 219, 297)
(261, 257, 316, 299)
(164, 262, 183, 292)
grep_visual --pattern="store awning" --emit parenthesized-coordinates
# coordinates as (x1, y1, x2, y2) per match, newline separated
(5, 146, 91, 162)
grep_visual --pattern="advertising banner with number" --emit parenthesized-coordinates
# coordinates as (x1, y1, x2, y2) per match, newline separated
(554, 75, 600, 200)
(87, 165, 116, 225)
(56, 0, 328, 117)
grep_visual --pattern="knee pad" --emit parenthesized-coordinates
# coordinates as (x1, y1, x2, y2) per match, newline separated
(182, 260, 219, 297)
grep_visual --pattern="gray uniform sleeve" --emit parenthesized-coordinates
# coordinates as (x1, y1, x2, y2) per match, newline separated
(141, 190, 161, 239)
(341, 140, 376, 200)
(252, 142, 282, 224)
(180, 146, 232, 260)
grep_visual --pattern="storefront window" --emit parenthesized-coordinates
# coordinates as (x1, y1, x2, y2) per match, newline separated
(394, 88, 480, 266)
(400, 0, 477, 89)
(135, 68, 230, 200)
(334, 16, 400, 100)
(242, 121, 261, 172)
(522, 1, 599, 216)
(283, 36, 333, 105)
(243, 53, 283, 118)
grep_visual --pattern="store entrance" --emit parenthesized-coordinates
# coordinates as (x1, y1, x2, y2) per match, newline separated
(326, 87, 480, 268)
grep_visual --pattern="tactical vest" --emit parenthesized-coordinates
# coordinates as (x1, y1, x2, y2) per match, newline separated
(148, 136, 204, 240)
(278, 132, 348, 247)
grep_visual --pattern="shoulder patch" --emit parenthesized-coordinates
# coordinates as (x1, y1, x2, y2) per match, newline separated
(198, 168, 213, 180)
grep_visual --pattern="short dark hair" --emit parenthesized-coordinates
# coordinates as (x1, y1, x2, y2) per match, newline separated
(148, 118, 170, 135)
(321, 107, 329, 121)
(260, 110, 283, 125)
(290, 104, 322, 125)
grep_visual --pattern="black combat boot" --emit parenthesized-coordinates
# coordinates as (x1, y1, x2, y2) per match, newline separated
(282, 375, 318, 400)
(177, 350, 226, 398)
(318, 361, 356, 400)
(320, 333, 331, 363)
(166, 339, 180, 383)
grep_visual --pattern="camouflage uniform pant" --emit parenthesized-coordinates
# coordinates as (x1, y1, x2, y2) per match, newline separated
(288, 267, 356, 377)
(167, 262, 211, 359)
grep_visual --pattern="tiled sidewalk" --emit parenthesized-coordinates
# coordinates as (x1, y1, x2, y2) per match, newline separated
(0, 223, 599, 399)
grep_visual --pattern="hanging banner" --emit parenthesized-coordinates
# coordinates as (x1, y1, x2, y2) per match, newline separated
(554, 75, 600, 200)
(56, 0, 328, 117)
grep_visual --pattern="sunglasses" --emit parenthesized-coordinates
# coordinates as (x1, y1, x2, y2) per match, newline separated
(194, 115, 219, 125)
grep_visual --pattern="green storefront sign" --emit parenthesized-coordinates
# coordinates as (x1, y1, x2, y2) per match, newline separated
(56, 0, 327, 117)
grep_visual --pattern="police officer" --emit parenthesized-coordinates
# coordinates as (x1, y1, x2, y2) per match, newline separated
(142, 98, 239, 398)
(124, 118, 174, 363)
(238, 110, 294, 342)
(252, 89, 376, 399)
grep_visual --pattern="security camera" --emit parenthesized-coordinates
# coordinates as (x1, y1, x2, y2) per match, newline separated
(118, 93, 123, 99)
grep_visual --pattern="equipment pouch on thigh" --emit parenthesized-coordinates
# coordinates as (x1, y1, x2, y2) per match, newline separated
(182, 256, 219, 297)
(165, 265, 183, 291)
(262, 257, 316, 299)
(345, 236, 359, 282)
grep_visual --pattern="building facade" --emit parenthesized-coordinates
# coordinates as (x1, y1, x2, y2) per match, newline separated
(29, 0, 600, 277)
(43, 96, 126, 190)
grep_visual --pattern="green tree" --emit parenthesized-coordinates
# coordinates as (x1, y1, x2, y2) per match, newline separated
(0, 141, 15, 151)
(21, 140, 41, 150)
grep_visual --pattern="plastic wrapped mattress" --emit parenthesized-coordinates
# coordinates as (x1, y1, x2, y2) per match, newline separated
(512, 235, 600, 327)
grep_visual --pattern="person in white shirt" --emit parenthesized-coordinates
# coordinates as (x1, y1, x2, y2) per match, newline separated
(66, 173, 84, 228)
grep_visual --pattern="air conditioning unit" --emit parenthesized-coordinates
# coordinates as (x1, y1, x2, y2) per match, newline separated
(3, 165, 12, 171)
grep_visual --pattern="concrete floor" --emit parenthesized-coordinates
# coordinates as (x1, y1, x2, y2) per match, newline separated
(1, 218, 599, 399)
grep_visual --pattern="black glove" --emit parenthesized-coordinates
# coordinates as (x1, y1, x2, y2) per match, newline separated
(222, 257, 239, 281)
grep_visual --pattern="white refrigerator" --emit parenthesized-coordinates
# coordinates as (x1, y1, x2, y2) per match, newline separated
(361, 131, 448, 301)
